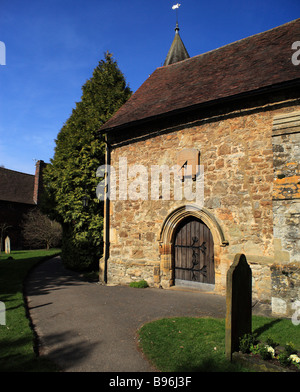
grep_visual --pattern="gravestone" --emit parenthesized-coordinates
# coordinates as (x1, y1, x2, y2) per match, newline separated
(5, 236, 10, 254)
(225, 253, 252, 361)
(0, 301, 5, 325)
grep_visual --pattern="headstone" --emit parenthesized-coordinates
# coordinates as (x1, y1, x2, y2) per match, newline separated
(225, 253, 252, 361)
(5, 236, 10, 254)
(0, 301, 5, 325)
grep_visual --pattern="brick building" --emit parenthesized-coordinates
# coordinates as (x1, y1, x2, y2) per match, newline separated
(99, 19, 300, 316)
(0, 160, 46, 250)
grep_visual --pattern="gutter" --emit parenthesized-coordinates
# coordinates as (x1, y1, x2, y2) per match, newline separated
(99, 132, 110, 284)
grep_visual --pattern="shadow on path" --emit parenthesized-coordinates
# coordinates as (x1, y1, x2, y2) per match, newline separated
(26, 256, 227, 372)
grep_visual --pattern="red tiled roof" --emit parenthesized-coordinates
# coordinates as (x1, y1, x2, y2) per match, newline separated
(101, 18, 300, 132)
(0, 167, 35, 205)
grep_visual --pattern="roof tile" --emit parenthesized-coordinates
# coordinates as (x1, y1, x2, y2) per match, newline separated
(101, 18, 300, 132)
(0, 167, 35, 205)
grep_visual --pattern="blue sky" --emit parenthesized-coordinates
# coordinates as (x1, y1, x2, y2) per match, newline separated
(0, 0, 299, 174)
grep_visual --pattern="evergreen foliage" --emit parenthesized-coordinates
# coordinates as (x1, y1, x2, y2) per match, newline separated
(43, 52, 132, 270)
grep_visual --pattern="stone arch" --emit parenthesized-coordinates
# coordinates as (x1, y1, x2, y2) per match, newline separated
(158, 204, 228, 288)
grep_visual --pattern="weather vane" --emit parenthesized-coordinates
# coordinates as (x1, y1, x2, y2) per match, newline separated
(172, 3, 181, 24)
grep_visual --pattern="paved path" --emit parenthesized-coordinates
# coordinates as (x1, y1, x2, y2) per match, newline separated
(25, 256, 227, 372)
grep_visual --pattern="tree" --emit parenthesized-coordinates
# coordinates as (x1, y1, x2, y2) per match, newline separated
(42, 52, 132, 270)
(22, 208, 62, 250)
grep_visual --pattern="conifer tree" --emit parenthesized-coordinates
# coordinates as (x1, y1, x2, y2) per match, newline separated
(43, 52, 132, 270)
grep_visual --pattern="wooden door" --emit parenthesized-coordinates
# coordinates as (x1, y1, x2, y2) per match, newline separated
(174, 218, 214, 285)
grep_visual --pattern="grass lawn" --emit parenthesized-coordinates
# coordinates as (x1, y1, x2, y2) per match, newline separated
(0, 249, 61, 372)
(138, 316, 300, 372)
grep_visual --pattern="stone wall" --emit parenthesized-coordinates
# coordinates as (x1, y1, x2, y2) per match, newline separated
(271, 111, 300, 317)
(271, 264, 300, 317)
(104, 101, 300, 310)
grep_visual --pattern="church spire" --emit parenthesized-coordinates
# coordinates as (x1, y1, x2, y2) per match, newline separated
(163, 21, 190, 66)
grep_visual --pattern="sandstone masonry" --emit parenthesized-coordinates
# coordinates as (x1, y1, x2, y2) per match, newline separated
(104, 100, 300, 316)
(271, 111, 300, 316)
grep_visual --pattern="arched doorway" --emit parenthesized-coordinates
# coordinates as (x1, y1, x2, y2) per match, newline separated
(174, 217, 214, 286)
(158, 205, 228, 289)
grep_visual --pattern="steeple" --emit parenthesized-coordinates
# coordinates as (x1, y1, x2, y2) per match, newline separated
(163, 22, 190, 66)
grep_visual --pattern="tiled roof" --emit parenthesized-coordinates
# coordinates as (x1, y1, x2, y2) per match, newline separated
(101, 18, 300, 133)
(0, 167, 35, 205)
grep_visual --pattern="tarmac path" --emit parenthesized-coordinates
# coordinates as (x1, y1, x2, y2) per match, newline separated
(25, 256, 227, 372)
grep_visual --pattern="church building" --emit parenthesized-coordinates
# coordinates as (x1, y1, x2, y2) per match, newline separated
(0, 160, 46, 250)
(99, 18, 300, 317)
